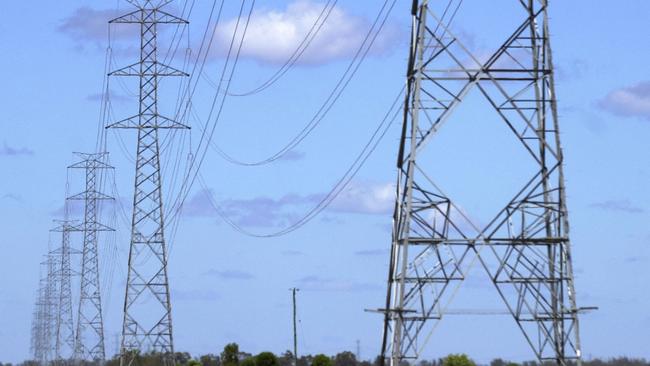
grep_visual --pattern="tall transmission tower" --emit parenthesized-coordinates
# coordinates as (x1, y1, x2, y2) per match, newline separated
(30, 289, 44, 362)
(380, 1, 583, 366)
(68, 152, 114, 362)
(107, 1, 188, 363)
(51, 220, 78, 361)
(31, 275, 48, 363)
(32, 253, 58, 364)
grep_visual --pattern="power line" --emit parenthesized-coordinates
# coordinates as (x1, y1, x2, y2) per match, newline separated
(205, 0, 398, 167)
(197, 85, 404, 238)
(167, 0, 256, 227)
(220, 0, 339, 97)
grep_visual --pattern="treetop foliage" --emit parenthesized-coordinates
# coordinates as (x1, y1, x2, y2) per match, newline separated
(11, 345, 648, 366)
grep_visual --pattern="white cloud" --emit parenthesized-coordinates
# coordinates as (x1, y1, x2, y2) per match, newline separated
(214, 0, 398, 65)
(598, 81, 650, 120)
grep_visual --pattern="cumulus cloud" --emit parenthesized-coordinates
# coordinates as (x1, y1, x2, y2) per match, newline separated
(203, 269, 255, 280)
(0, 142, 34, 157)
(183, 180, 395, 227)
(598, 81, 650, 120)
(591, 199, 645, 214)
(213, 0, 398, 65)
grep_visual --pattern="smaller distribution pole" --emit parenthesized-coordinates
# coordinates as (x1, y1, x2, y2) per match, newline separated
(356, 340, 360, 361)
(290, 288, 300, 366)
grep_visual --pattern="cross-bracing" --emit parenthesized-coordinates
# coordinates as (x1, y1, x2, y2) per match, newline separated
(107, 0, 189, 364)
(380, 1, 584, 365)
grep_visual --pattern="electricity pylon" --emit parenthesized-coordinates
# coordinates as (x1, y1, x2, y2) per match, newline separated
(107, 1, 188, 364)
(51, 219, 78, 361)
(68, 152, 114, 362)
(30, 289, 44, 362)
(380, 1, 583, 365)
(32, 253, 58, 364)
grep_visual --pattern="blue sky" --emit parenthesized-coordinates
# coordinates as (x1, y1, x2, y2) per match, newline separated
(0, 0, 649, 363)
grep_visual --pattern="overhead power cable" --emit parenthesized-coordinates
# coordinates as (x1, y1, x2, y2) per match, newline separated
(204, 0, 398, 167)
(198, 85, 405, 238)
(216, 0, 339, 97)
(167, 0, 256, 226)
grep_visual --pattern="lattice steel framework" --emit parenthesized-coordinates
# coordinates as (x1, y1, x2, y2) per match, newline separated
(51, 220, 78, 361)
(107, 1, 188, 364)
(32, 253, 58, 364)
(30, 288, 45, 363)
(380, 1, 582, 365)
(68, 152, 114, 361)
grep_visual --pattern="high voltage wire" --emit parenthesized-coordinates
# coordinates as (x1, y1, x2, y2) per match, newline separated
(87, 3, 410, 334)
(197, 85, 405, 238)
(219, 0, 339, 97)
(167, 0, 398, 239)
(167, 0, 255, 227)
(162, 0, 400, 238)
(102, 0, 400, 239)
(204, 0, 398, 167)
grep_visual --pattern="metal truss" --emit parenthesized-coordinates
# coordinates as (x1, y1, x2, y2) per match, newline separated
(68, 152, 115, 362)
(380, 1, 583, 365)
(51, 220, 79, 361)
(108, 1, 188, 364)
(32, 253, 59, 364)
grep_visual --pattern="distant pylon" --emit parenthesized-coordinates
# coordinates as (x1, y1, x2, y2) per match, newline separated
(31, 274, 48, 363)
(33, 253, 58, 364)
(68, 152, 115, 361)
(107, 1, 189, 364)
(380, 1, 583, 366)
(30, 288, 43, 362)
(51, 219, 79, 361)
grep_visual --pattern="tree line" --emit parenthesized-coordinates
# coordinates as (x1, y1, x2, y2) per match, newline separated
(4, 343, 648, 366)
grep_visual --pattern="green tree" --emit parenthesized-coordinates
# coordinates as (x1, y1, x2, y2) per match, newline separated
(312, 354, 333, 366)
(256, 352, 279, 366)
(200, 354, 221, 366)
(222, 343, 241, 366)
(176, 352, 193, 364)
(334, 352, 356, 366)
(298, 355, 314, 366)
(278, 351, 295, 366)
(442, 354, 476, 366)
(241, 358, 256, 366)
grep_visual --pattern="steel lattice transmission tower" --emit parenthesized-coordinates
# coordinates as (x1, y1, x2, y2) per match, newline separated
(68, 152, 115, 361)
(107, 1, 188, 363)
(51, 219, 78, 361)
(380, 1, 583, 365)
(32, 253, 58, 364)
